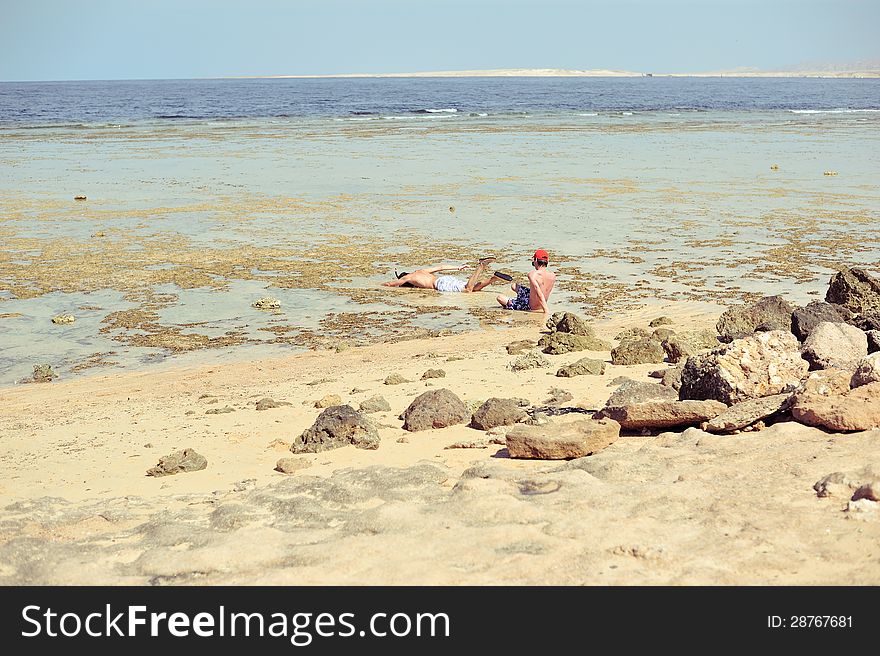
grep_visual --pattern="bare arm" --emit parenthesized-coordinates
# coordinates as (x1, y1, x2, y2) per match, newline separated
(528, 271, 549, 314)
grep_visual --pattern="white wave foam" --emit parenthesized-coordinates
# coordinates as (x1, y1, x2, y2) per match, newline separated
(789, 108, 880, 114)
(577, 112, 598, 116)
(424, 108, 457, 113)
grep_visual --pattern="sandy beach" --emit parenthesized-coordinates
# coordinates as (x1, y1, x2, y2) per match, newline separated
(2, 296, 879, 585)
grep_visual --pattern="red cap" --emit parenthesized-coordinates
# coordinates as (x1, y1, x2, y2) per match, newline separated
(533, 249, 549, 261)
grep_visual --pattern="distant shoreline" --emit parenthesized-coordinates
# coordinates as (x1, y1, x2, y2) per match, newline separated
(231, 67, 880, 80)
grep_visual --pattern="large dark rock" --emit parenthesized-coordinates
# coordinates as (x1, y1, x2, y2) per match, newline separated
(292, 405, 380, 452)
(610, 338, 666, 365)
(471, 398, 527, 430)
(790, 301, 848, 341)
(867, 330, 880, 354)
(402, 389, 470, 432)
(716, 295, 795, 342)
(825, 267, 880, 316)
(679, 331, 808, 405)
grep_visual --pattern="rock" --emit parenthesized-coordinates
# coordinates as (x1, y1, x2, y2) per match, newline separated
(825, 267, 880, 316)
(546, 312, 594, 335)
(274, 457, 311, 474)
(798, 368, 853, 398)
(846, 498, 879, 518)
(31, 364, 56, 383)
(813, 472, 860, 498)
(539, 332, 611, 355)
(556, 357, 606, 377)
(51, 314, 75, 325)
(384, 374, 410, 385)
(790, 381, 880, 431)
(396, 436, 409, 443)
(850, 313, 880, 332)
(506, 340, 535, 355)
(509, 352, 551, 371)
(660, 365, 684, 390)
(610, 338, 666, 365)
(704, 394, 793, 433)
(679, 331, 808, 405)
(512, 397, 531, 407)
(652, 328, 676, 342)
(315, 394, 342, 408)
(648, 369, 665, 379)
(598, 399, 727, 430)
(402, 389, 470, 432)
(359, 395, 391, 413)
(525, 412, 550, 426)
(421, 368, 446, 380)
(607, 376, 636, 387)
(506, 418, 620, 459)
(716, 295, 795, 342)
(266, 438, 291, 451)
(661, 329, 719, 363)
(74, 194, 87, 200)
(615, 327, 651, 342)
(252, 297, 281, 310)
(445, 439, 490, 449)
(801, 322, 867, 370)
(146, 449, 207, 477)
(255, 397, 291, 411)
(206, 406, 235, 414)
(851, 353, 880, 388)
(544, 388, 573, 405)
(867, 330, 880, 354)
(790, 301, 847, 340)
(649, 316, 673, 327)
(605, 380, 678, 407)
(470, 398, 527, 430)
(292, 405, 380, 452)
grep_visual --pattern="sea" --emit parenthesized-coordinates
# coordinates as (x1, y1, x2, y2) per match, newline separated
(1, 77, 879, 383)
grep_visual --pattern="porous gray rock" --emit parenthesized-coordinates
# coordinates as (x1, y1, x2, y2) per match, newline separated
(660, 365, 684, 390)
(652, 327, 676, 342)
(661, 329, 720, 362)
(274, 457, 312, 474)
(421, 369, 446, 380)
(605, 380, 678, 407)
(716, 295, 795, 342)
(610, 338, 666, 365)
(615, 327, 652, 342)
(790, 301, 847, 341)
(359, 395, 392, 413)
(255, 397, 291, 411)
(679, 330, 808, 405)
(704, 393, 793, 433)
(510, 351, 551, 371)
(867, 330, 880, 354)
(402, 389, 470, 432)
(649, 316, 673, 327)
(851, 353, 880, 388)
(31, 364, 56, 383)
(292, 405, 380, 452)
(470, 398, 527, 430)
(384, 374, 410, 385)
(506, 340, 535, 355)
(146, 449, 208, 477)
(556, 357, 606, 377)
(801, 322, 867, 370)
(506, 418, 620, 459)
(546, 311, 594, 336)
(539, 332, 611, 355)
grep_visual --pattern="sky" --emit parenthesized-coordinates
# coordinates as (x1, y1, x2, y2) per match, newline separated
(1, 0, 878, 81)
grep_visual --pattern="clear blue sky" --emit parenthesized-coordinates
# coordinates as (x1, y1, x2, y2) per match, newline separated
(1, 0, 878, 81)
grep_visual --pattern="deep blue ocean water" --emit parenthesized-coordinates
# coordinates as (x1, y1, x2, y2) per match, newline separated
(1, 77, 879, 126)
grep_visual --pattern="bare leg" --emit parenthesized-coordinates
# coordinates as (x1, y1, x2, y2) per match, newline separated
(464, 257, 496, 292)
(496, 294, 510, 307)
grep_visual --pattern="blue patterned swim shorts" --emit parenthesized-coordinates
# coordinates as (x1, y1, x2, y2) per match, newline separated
(506, 284, 531, 311)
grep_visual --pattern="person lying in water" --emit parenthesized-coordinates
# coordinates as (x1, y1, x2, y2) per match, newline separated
(382, 257, 505, 293)
(496, 249, 555, 315)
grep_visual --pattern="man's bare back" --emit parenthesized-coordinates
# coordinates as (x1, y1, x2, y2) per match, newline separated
(496, 249, 555, 315)
(526, 267, 556, 313)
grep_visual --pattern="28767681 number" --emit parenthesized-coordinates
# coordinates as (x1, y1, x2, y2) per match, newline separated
(768, 616, 852, 628)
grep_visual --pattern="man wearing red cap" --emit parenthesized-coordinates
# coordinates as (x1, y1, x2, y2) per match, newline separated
(496, 249, 555, 315)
